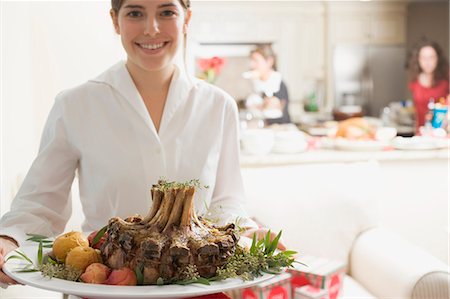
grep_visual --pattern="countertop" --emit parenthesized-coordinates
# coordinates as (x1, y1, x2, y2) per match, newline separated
(240, 148, 449, 167)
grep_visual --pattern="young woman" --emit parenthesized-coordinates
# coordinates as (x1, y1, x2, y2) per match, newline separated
(0, 0, 284, 287)
(407, 39, 449, 130)
(246, 44, 291, 125)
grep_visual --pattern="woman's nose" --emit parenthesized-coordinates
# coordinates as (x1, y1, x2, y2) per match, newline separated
(144, 16, 160, 36)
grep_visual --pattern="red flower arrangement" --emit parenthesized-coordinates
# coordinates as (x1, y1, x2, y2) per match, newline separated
(197, 56, 226, 84)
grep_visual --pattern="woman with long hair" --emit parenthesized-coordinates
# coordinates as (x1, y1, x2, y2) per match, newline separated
(407, 39, 449, 130)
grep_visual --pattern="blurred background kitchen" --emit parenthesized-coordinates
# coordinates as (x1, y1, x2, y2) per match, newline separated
(187, 0, 449, 136)
(1, 1, 449, 298)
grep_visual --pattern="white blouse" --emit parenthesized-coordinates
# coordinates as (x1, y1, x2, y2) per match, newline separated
(0, 61, 256, 245)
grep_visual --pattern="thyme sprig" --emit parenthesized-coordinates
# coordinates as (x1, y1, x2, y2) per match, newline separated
(157, 178, 209, 191)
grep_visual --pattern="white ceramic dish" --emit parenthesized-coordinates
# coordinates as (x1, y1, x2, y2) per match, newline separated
(241, 129, 274, 155)
(272, 131, 308, 154)
(4, 244, 274, 299)
(392, 137, 448, 151)
(334, 138, 387, 151)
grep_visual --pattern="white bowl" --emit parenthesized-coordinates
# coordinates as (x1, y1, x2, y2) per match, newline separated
(375, 127, 397, 141)
(241, 129, 275, 155)
(272, 131, 308, 154)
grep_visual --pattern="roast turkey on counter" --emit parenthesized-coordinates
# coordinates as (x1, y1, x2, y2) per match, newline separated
(100, 180, 239, 284)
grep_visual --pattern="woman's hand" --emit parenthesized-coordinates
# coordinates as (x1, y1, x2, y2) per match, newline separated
(263, 96, 282, 111)
(242, 227, 287, 251)
(0, 237, 20, 287)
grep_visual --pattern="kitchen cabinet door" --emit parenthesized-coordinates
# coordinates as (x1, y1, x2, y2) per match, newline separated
(330, 13, 371, 44)
(328, 3, 407, 45)
(370, 13, 406, 45)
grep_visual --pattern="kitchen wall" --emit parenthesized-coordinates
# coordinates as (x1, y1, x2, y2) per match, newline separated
(407, 1, 449, 61)
(1, 1, 125, 215)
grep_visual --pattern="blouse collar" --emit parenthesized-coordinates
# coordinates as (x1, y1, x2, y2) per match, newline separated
(90, 61, 195, 137)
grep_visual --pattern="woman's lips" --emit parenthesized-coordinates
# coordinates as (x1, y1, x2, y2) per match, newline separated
(135, 41, 169, 54)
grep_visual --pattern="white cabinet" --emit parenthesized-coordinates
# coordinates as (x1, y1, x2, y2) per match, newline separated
(328, 3, 407, 45)
(370, 13, 406, 44)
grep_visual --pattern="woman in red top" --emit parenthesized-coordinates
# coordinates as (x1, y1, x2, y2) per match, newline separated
(407, 39, 449, 129)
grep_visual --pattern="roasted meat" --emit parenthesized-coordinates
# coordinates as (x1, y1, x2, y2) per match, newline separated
(100, 180, 239, 284)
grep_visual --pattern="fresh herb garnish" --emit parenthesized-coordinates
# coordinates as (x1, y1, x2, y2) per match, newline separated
(135, 263, 144, 285)
(157, 178, 209, 191)
(92, 225, 107, 247)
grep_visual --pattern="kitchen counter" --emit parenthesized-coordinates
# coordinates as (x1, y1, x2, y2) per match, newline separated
(240, 148, 449, 167)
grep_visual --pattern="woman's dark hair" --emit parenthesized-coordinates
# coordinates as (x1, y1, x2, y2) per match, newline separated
(251, 44, 277, 71)
(111, 0, 190, 12)
(407, 38, 449, 85)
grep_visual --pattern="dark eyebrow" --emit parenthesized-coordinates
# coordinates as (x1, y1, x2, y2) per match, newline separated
(123, 3, 177, 10)
(123, 4, 144, 9)
(158, 3, 178, 9)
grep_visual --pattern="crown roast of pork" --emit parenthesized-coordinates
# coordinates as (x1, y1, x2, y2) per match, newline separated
(100, 180, 239, 284)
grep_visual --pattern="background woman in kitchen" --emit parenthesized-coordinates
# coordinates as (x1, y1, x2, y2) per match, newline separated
(245, 44, 291, 125)
(407, 39, 449, 131)
(0, 0, 285, 287)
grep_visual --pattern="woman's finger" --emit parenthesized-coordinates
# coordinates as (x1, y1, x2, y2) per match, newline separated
(0, 270, 18, 285)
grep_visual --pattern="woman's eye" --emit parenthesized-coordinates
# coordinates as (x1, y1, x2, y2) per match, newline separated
(160, 10, 176, 17)
(127, 10, 143, 18)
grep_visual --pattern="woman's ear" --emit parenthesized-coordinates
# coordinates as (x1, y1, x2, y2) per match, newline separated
(110, 9, 120, 34)
(183, 9, 192, 34)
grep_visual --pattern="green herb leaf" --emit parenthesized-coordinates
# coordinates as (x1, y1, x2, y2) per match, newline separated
(14, 268, 39, 273)
(250, 233, 257, 254)
(92, 226, 107, 247)
(264, 230, 271, 254)
(43, 255, 58, 265)
(26, 237, 53, 243)
(283, 250, 297, 256)
(135, 263, 144, 285)
(26, 237, 52, 243)
(156, 277, 164, 285)
(5, 255, 28, 263)
(257, 239, 265, 248)
(13, 250, 33, 264)
(194, 277, 210, 285)
(38, 240, 43, 266)
(267, 230, 282, 256)
(26, 234, 49, 240)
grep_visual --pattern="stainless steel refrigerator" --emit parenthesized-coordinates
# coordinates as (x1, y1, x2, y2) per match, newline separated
(333, 44, 408, 117)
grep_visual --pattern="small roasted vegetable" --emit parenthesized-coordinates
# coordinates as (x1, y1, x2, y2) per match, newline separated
(105, 268, 137, 286)
(65, 246, 101, 272)
(80, 263, 111, 284)
(53, 232, 89, 262)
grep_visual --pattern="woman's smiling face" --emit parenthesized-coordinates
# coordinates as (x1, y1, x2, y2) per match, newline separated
(111, 0, 191, 73)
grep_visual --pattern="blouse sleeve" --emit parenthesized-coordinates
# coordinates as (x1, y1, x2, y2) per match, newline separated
(207, 97, 258, 229)
(0, 96, 79, 245)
